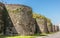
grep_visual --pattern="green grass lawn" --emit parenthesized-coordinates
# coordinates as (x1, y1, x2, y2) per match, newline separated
(0, 33, 49, 38)
(0, 36, 35, 38)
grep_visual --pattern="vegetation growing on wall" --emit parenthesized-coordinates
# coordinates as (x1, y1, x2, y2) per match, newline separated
(33, 13, 51, 21)
(33, 13, 45, 19)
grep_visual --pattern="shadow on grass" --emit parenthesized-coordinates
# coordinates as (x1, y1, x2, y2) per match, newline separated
(33, 33, 47, 36)
(40, 34, 47, 36)
(0, 35, 5, 38)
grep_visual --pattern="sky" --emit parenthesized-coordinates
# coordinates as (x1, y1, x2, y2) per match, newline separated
(1, 0, 60, 25)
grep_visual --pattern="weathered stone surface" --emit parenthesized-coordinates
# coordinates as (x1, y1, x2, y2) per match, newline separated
(34, 19, 41, 34)
(36, 18, 48, 34)
(0, 3, 4, 35)
(33, 13, 49, 34)
(3, 4, 36, 35)
(52, 25, 55, 32)
(47, 20, 53, 33)
(54, 26, 59, 32)
(57, 26, 59, 31)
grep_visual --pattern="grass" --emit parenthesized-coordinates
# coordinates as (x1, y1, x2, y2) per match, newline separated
(0, 36, 35, 38)
(33, 32, 56, 36)
(0, 32, 59, 38)
(0, 33, 50, 38)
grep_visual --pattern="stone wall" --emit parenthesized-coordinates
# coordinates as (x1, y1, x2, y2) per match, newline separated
(36, 18, 49, 34)
(0, 4, 36, 36)
(55, 26, 57, 32)
(54, 26, 59, 32)
(52, 25, 55, 32)
(47, 21, 53, 33)
(0, 2, 59, 36)
(57, 26, 59, 31)
(0, 3, 5, 35)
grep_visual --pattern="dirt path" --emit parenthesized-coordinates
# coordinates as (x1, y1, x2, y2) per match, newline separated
(36, 32, 60, 38)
